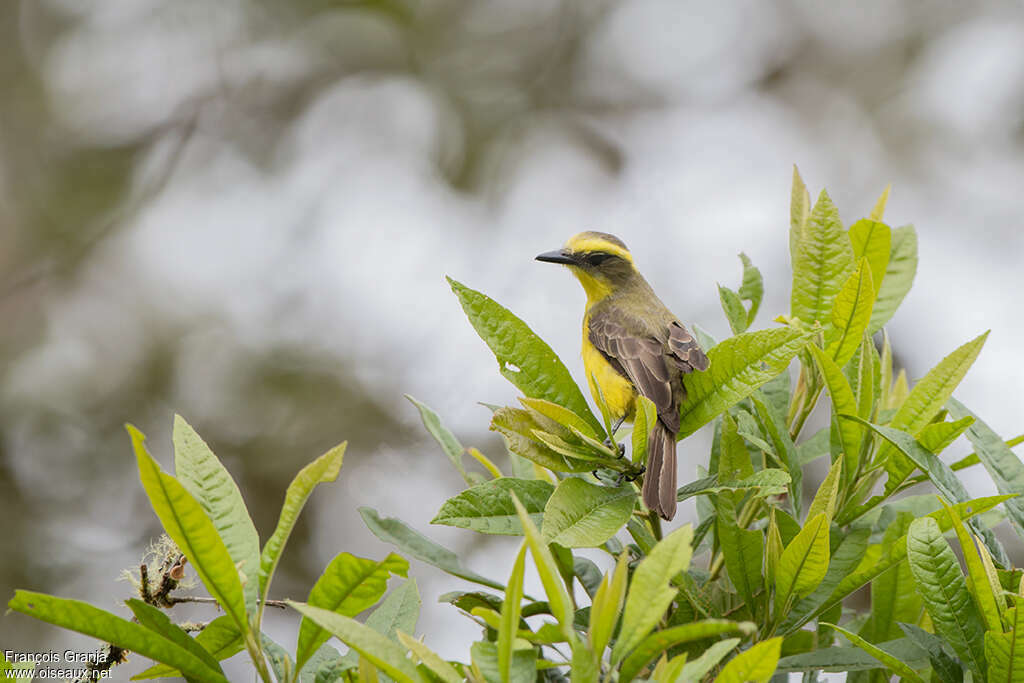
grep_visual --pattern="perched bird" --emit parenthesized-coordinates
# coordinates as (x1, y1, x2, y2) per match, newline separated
(536, 232, 709, 520)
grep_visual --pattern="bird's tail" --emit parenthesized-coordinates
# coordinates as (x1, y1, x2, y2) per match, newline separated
(642, 421, 677, 521)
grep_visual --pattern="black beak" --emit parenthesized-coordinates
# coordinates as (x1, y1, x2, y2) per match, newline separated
(535, 249, 577, 265)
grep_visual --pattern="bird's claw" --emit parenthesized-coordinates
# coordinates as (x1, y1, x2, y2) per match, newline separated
(602, 437, 626, 458)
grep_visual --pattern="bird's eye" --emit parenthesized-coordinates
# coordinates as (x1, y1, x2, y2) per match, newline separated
(586, 253, 612, 266)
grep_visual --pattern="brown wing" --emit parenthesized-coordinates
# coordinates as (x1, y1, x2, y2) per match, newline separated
(588, 309, 676, 429)
(666, 321, 709, 373)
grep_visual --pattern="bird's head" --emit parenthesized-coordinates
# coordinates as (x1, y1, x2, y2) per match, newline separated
(536, 231, 637, 301)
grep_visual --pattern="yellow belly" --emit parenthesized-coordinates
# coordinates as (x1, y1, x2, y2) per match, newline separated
(582, 334, 636, 423)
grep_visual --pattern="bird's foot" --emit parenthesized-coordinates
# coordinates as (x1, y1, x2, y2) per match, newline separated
(602, 437, 626, 458)
(623, 466, 646, 483)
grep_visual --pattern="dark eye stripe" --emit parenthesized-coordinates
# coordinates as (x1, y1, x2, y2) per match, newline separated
(585, 252, 614, 266)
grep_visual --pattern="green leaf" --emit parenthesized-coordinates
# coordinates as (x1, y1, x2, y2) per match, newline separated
(471, 640, 537, 683)
(714, 637, 782, 683)
(359, 507, 504, 591)
(589, 552, 629, 656)
(337, 579, 422, 672)
(127, 425, 247, 633)
(681, 638, 741, 682)
(869, 184, 891, 221)
(396, 631, 461, 683)
(490, 407, 595, 474)
(406, 395, 473, 485)
(612, 525, 694, 664)
(542, 478, 636, 548)
(943, 500, 1002, 634)
(172, 415, 261, 618)
(805, 457, 842, 523)
(7, 591, 228, 683)
(848, 219, 891, 299)
(790, 189, 855, 326)
(295, 553, 409, 672)
(985, 595, 1024, 683)
(826, 258, 876, 367)
(716, 495, 763, 613)
(520, 396, 601, 441)
(781, 527, 870, 633)
(898, 623, 963, 683)
(287, 601, 418, 683)
(125, 598, 223, 674)
(807, 346, 862, 485)
(738, 253, 764, 328)
(789, 165, 812, 266)
(868, 225, 917, 334)
(719, 284, 748, 336)
(260, 442, 346, 603)
(618, 620, 756, 683)
(862, 515, 921, 644)
(510, 492, 575, 639)
(775, 513, 830, 617)
(134, 616, 243, 680)
(719, 412, 752, 480)
(848, 416, 1009, 566)
(432, 478, 554, 535)
(845, 332, 880, 423)
(820, 623, 925, 682)
(261, 635, 294, 682)
(632, 395, 657, 468)
(906, 516, 987, 676)
(678, 326, 812, 439)
(750, 393, 803, 514)
(448, 277, 603, 436)
(948, 398, 1024, 542)
(499, 544, 528, 683)
(776, 637, 928, 674)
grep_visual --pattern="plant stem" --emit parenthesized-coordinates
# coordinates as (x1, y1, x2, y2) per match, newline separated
(647, 511, 663, 542)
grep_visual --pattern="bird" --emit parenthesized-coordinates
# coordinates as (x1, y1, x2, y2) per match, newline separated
(536, 232, 709, 520)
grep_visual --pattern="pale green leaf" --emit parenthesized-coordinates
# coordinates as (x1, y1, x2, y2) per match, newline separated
(542, 478, 636, 548)
(719, 284, 748, 336)
(869, 185, 891, 221)
(286, 601, 418, 683)
(869, 225, 917, 334)
(490, 407, 595, 474)
(738, 252, 764, 328)
(359, 507, 504, 591)
(589, 552, 628, 656)
(943, 500, 1002, 634)
(906, 516, 986, 676)
(826, 258, 875, 367)
(432, 478, 554, 535)
(789, 165, 812, 265)
(790, 189, 855, 326)
(471, 640, 536, 683)
(406, 395, 473, 484)
(848, 219, 891, 299)
(396, 631, 461, 683)
(632, 395, 657, 468)
(681, 638, 741, 682)
(776, 636, 928, 674)
(805, 457, 842, 523)
(125, 598, 223, 674)
(714, 637, 782, 683)
(8, 591, 228, 683)
(807, 346, 862, 485)
(985, 595, 1024, 683)
(520, 396, 600, 441)
(295, 552, 409, 672)
(678, 327, 812, 439)
(716, 495, 763, 613)
(128, 425, 247, 633)
(613, 525, 694, 664)
(618, 620, 755, 683)
(775, 513, 830, 617)
(821, 623, 925, 682)
(134, 616, 243, 680)
(260, 442, 346, 603)
(448, 277, 603, 436)
(499, 544, 527, 683)
(510, 492, 575, 638)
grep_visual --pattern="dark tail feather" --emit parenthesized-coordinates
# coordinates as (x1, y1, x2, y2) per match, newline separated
(642, 422, 677, 520)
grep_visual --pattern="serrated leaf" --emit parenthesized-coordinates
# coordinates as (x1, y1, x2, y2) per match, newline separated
(172, 416, 261, 619)
(295, 553, 409, 671)
(359, 507, 504, 591)
(821, 623, 925, 682)
(790, 189, 855, 326)
(714, 637, 782, 683)
(128, 426, 247, 634)
(7, 591, 228, 683)
(612, 525, 694, 664)
(260, 442, 346, 606)
(542, 478, 636, 548)
(906, 516, 987, 676)
(618, 620, 755, 683)
(775, 513, 830, 617)
(406, 395, 473, 485)
(848, 219, 891, 299)
(432, 478, 554, 535)
(678, 327, 812, 439)
(287, 601, 418, 683)
(448, 277, 603, 436)
(826, 259, 876, 367)
(869, 225, 917, 334)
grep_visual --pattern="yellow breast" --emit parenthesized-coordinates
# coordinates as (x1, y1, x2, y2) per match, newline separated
(582, 315, 636, 423)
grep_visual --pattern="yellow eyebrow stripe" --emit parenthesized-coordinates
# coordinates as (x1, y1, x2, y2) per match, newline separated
(565, 236, 634, 264)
